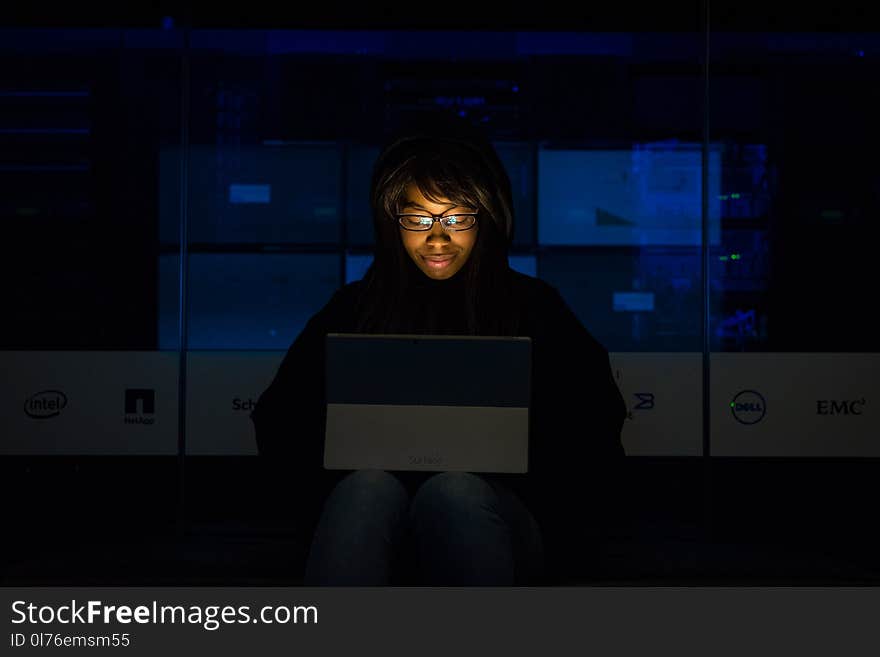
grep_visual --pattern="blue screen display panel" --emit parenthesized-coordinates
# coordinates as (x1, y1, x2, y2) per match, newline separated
(537, 144, 721, 247)
(160, 143, 342, 245)
(159, 253, 341, 350)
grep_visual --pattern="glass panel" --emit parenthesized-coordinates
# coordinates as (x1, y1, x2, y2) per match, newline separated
(179, 253, 340, 350)
(162, 143, 342, 245)
(709, 34, 880, 451)
(0, 27, 183, 581)
(176, 28, 710, 579)
(495, 140, 536, 248)
(345, 144, 381, 247)
(707, 29, 880, 578)
(530, 37, 707, 471)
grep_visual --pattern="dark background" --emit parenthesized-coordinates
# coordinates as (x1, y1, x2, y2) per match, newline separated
(2, 2, 879, 584)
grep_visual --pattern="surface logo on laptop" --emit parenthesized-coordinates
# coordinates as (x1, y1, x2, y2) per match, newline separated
(731, 390, 766, 425)
(124, 388, 155, 425)
(24, 390, 68, 419)
(408, 454, 444, 467)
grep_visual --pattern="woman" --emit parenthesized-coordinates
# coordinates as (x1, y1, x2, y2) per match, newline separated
(251, 113, 627, 586)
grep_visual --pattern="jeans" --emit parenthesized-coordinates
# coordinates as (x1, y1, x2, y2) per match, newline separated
(303, 470, 545, 586)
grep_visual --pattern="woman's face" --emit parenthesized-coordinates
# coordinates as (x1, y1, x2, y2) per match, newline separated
(398, 183, 479, 281)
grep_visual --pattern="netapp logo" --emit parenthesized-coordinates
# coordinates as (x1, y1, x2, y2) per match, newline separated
(731, 390, 766, 425)
(124, 389, 155, 425)
(24, 390, 68, 419)
(232, 398, 257, 412)
(817, 399, 866, 416)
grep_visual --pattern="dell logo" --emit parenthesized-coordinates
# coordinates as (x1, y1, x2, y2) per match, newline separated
(817, 399, 865, 416)
(24, 390, 68, 419)
(731, 390, 766, 425)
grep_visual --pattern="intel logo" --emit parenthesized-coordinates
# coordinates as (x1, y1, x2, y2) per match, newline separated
(730, 390, 766, 425)
(24, 390, 68, 419)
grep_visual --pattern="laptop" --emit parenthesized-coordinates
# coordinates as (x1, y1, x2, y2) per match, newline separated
(324, 333, 531, 473)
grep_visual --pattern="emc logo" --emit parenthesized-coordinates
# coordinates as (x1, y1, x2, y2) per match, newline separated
(817, 399, 866, 416)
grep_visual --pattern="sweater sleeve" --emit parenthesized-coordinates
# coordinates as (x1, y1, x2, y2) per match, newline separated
(531, 283, 626, 464)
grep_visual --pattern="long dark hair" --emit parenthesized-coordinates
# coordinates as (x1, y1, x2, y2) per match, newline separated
(353, 114, 522, 336)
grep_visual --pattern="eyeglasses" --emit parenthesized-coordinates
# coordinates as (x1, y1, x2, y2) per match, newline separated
(397, 211, 478, 232)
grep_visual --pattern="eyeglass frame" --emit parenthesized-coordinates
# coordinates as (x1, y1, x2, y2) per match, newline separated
(396, 210, 479, 232)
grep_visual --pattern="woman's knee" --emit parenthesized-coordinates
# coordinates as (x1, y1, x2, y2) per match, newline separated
(410, 471, 496, 520)
(326, 469, 409, 513)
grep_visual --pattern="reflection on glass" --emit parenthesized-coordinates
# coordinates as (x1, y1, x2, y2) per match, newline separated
(494, 141, 536, 247)
(710, 143, 772, 351)
(160, 143, 342, 245)
(537, 144, 720, 247)
(539, 248, 703, 352)
(159, 253, 341, 349)
(345, 145, 382, 247)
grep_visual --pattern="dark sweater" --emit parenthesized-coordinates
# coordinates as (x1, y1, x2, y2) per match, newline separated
(251, 265, 627, 574)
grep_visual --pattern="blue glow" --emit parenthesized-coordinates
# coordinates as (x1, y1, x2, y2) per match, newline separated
(346, 254, 373, 284)
(515, 32, 633, 57)
(0, 91, 88, 97)
(0, 164, 88, 172)
(509, 255, 537, 277)
(0, 128, 89, 134)
(228, 184, 271, 204)
(433, 96, 485, 108)
(715, 309, 757, 339)
(538, 146, 722, 246)
(265, 30, 386, 55)
(159, 253, 340, 349)
(612, 292, 655, 312)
